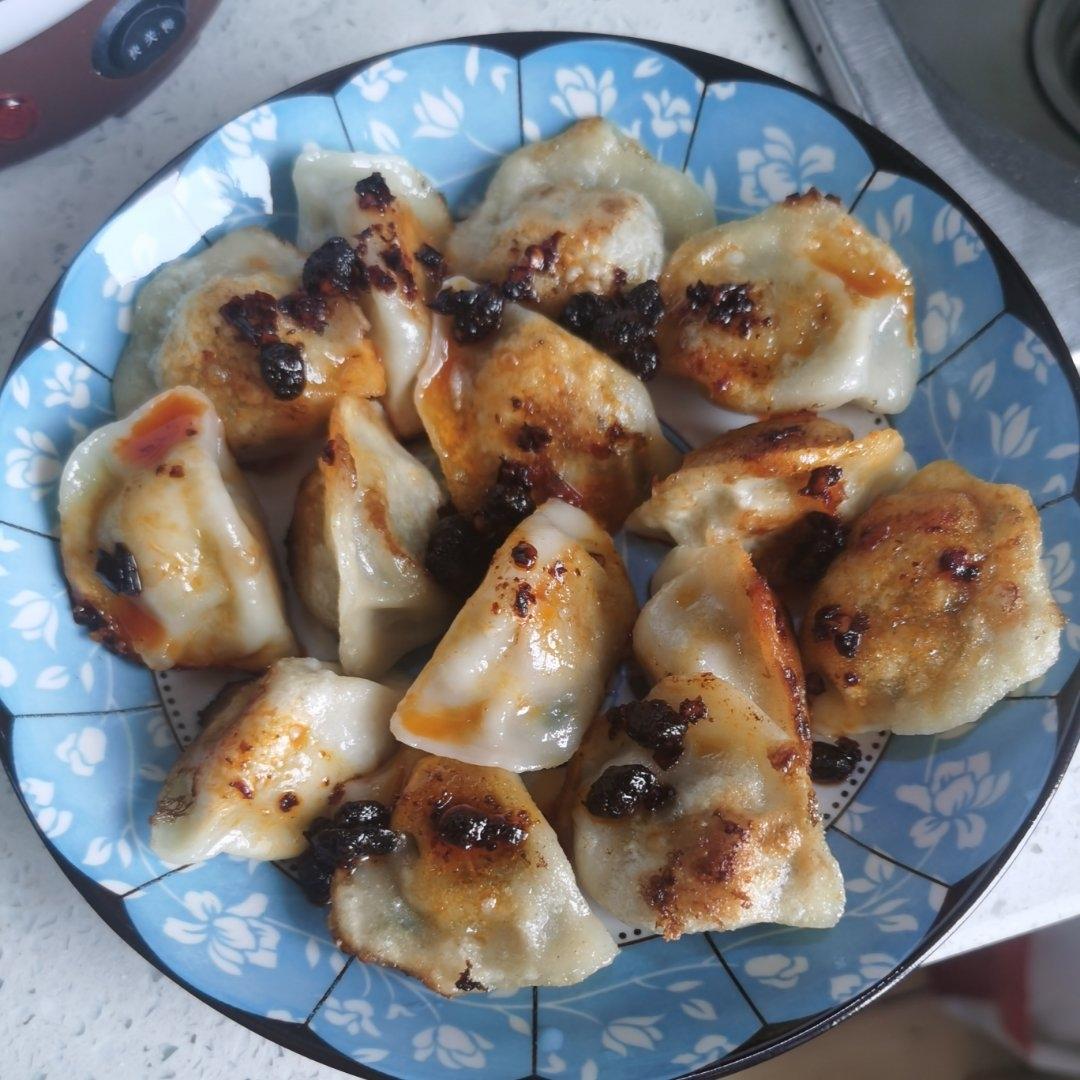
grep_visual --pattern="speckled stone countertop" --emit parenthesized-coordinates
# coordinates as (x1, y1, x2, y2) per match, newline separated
(1, 1, 1077, 1076)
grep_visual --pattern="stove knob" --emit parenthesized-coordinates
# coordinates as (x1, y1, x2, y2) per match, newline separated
(0, 94, 39, 141)
(93, 0, 188, 79)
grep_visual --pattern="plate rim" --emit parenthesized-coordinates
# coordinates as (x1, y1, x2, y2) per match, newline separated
(1, 29, 1078, 1080)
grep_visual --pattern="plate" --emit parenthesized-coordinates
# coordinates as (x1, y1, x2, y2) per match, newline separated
(1, 32, 1078, 1080)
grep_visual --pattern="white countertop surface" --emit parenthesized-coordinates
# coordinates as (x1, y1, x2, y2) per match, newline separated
(1, 1, 1077, 1076)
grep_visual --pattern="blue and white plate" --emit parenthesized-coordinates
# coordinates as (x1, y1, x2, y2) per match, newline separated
(2, 33, 1078, 1080)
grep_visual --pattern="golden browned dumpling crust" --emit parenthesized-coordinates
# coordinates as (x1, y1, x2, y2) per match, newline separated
(802, 461, 1062, 736)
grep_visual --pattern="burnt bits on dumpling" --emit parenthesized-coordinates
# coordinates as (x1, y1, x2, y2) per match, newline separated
(801, 460, 1062, 736)
(150, 658, 400, 863)
(288, 396, 454, 677)
(390, 500, 637, 771)
(447, 119, 714, 316)
(658, 191, 918, 415)
(417, 276, 679, 532)
(330, 754, 616, 995)
(113, 228, 384, 461)
(567, 673, 843, 938)
(294, 150, 452, 437)
(59, 387, 296, 670)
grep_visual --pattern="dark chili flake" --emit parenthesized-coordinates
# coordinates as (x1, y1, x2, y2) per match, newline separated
(513, 581, 537, 617)
(501, 264, 537, 303)
(415, 243, 447, 280)
(320, 439, 336, 465)
(559, 280, 665, 381)
(799, 465, 843, 499)
(511, 541, 537, 569)
(424, 513, 497, 597)
(811, 605, 845, 642)
(843, 671, 860, 686)
(71, 600, 106, 631)
(524, 232, 562, 272)
(436, 804, 527, 850)
(455, 963, 487, 993)
(368, 265, 397, 292)
(95, 542, 142, 597)
(834, 612, 870, 659)
(786, 512, 847, 585)
(218, 290, 280, 346)
(279, 792, 299, 812)
(258, 341, 306, 400)
(354, 171, 395, 211)
(229, 778, 254, 799)
(277, 291, 329, 333)
(810, 737, 862, 784)
(805, 671, 826, 696)
(380, 244, 417, 299)
(302, 237, 366, 297)
(478, 459, 536, 533)
(585, 764, 674, 818)
(939, 547, 983, 582)
(429, 284, 505, 344)
(684, 280, 762, 337)
(516, 423, 552, 452)
(607, 697, 707, 769)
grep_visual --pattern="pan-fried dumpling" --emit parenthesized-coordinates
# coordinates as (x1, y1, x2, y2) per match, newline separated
(331, 754, 616, 995)
(288, 396, 454, 676)
(294, 149, 452, 436)
(802, 461, 1062, 736)
(391, 500, 636, 770)
(566, 673, 844, 938)
(114, 228, 384, 461)
(448, 120, 713, 314)
(658, 191, 918, 414)
(149, 658, 400, 863)
(635, 543, 808, 741)
(59, 387, 296, 670)
(628, 413, 913, 591)
(416, 277, 679, 531)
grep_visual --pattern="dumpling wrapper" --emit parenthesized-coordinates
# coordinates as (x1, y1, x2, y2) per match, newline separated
(391, 500, 636, 771)
(416, 277, 679, 531)
(627, 413, 913, 592)
(150, 658, 400, 863)
(331, 754, 616, 995)
(288, 396, 454, 677)
(567, 673, 844, 938)
(294, 149, 452, 436)
(59, 387, 296, 670)
(802, 460, 1062, 736)
(658, 191, 919, 414)
(635, 542, 809, 741)
(114, 228, 384, 461)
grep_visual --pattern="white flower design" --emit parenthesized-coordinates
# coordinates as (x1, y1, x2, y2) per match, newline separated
(219, 105, 277, 158)
(413, 88, 464, 139)
(873, 193, 913, 242)
(643, 90, 693, 139)
(1043, 540, 1074, 605)
(550, 66, 616, 119)
(989, 403, 1038, 459)
(5, 428, 61, 500)
(737, 127, 835, 208)
(43, 360, 91, 409)
(601, 1015, 663, 1055)
(10, 590, 60, 648)
(413, 1024, 492, 1069)
(896, 751, 1010, 851)
(839, 799, 875, 834)
(55, 726, 107, 777)
(830, 952, 896, 1001)
(969, 360, 995, 400)
(322, 996, 380, 1038)
(353, 59, 406, 103)
(20, 778, 72, 838)
(672, 1034, 736, 1069)
(163, 891, 279, 977)
(1012, 328, 1053, 386)
(147, 711, 176, 749)
(932, 205, 984, 266)
(709, 82, 736, 100)
(921, 291, 964, 354)
(743, 953, 808, 989)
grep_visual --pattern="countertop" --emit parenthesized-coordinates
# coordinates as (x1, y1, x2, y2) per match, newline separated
(1, 1, 1077, 1076)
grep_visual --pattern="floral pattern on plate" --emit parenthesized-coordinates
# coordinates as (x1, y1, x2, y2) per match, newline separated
(717, 830, 944, 1023)
(1036, 497, 1080, 695)
(11, 706, 178, 894)
(126, 858, 345, 1021)
(0, 341, 113, 538)
(173, 95, 351, 240)
(854, 172, 1005, 371)
(50, 174, 206, 378)
(310, 961, 532, 1078)
(895, 314, 1080, 500)
(335, 44, 522, 215)
(536, 934, 760, 1079)
(833, 697, 1059, 884)
(520, 39, 703, 164)
(685, 80, 873, 220)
